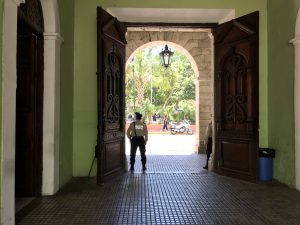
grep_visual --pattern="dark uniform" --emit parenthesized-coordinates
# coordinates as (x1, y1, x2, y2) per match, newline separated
(127, 113, 148, 171)
(203, 121, 212, 169)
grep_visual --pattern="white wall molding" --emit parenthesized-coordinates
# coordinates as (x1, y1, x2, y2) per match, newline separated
(290, 36, 300, 45)
(290, 7, 300, 191)
(44, 32, 64, 44)
(10, 0, 24, 6)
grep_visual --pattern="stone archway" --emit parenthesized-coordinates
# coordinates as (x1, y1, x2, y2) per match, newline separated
(125, 29, 213, 152)
(1, 0, 62, 223)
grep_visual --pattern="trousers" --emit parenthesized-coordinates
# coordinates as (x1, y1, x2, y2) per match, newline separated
(130, 137, 146, 166)
(205, 137, 212, 166)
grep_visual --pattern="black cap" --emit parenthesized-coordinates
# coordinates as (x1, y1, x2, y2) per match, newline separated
(135, 112, 142, 120)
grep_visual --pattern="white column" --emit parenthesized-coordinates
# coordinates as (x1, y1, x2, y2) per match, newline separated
(290, 7, 300, 191)
(295, 45, 300, 190)
(42, 32, 63, 195)
(290, 36, 300, 191)
(1, 0, 24, 224)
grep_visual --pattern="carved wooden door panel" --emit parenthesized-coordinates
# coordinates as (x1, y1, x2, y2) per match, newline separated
(96, 7, 127, 184)
(214, 11, 259, 182)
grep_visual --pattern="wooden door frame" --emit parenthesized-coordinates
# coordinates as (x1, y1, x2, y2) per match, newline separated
(16, 8, 44, 196)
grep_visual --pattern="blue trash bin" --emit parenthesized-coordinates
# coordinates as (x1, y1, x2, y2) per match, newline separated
(259, 148, 275, 182)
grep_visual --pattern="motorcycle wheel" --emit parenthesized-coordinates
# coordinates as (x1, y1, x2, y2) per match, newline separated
(179, 127, 186, 133)
(171, 129, 177, 135)
(187, 128, 193, 135)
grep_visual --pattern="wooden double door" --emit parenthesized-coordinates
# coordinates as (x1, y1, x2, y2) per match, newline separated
(96, 7, 127, 184)
(96, 9, 259, 183)
(213, 11, 259, 182)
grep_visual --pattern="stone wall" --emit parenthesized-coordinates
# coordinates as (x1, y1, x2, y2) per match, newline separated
(125, 30, 213, 153)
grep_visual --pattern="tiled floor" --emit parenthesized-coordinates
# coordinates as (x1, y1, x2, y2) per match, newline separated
(17, 153, 300, 225)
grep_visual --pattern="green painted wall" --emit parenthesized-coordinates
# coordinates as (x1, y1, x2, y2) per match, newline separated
(73, 0, 268, 176)
(267, 0, 300, 187)
(58, 0, 75, 187)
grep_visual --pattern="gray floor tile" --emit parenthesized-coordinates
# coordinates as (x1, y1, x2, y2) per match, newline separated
(17, 153, 300, 225)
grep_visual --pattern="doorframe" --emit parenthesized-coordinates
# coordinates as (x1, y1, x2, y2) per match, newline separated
(125, 27, 217, 153)
(290, 6, 300, 191)
(1, 0, 62, 223)
(15, 16, 44, 197)
(125, 40, 201, 148)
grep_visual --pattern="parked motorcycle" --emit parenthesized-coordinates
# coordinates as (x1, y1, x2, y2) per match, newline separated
(169, 120, 193, 135)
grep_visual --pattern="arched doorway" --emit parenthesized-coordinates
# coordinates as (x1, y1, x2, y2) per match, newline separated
(124, 42, 199, 169)
(2, 0, 62, 223)
(125, 30, 213, 153)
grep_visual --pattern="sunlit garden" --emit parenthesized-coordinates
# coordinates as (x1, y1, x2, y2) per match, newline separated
(126, 45, 196, 125)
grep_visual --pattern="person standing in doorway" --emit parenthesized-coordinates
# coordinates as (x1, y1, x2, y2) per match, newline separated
(203, 120, 212, 169)
(127, 112, 148, 171)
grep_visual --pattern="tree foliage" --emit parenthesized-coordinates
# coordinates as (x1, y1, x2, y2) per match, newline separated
(126, 46, 196, 123)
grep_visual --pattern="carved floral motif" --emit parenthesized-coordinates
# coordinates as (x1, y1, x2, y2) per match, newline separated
(225, 94, 246, 123)
(222, 48, 248, 123)
(106, 51, 121, 126)
(103, 132, 124, 142)
(223, 48, 247, 79)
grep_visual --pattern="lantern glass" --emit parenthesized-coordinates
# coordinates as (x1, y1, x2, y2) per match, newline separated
(159, 45, 173, 68)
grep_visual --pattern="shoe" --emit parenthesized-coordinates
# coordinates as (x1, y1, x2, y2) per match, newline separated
(142, 165, 147, 171)
(203, 165, 208, 169)
(130, 166, 134, 171)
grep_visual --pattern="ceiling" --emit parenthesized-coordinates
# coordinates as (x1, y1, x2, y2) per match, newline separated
(107, 8, 235, 24)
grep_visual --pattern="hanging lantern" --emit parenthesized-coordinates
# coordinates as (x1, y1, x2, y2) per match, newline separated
(159, 44, 174, 68)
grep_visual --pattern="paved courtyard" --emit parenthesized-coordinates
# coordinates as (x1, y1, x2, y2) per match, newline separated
(126, 134, 197, 155)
